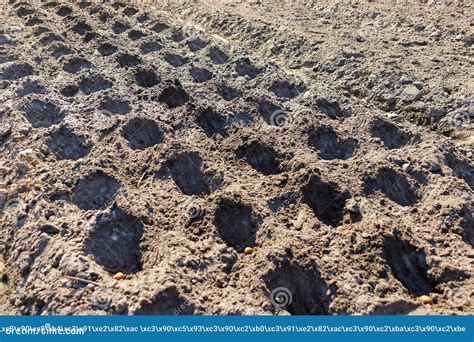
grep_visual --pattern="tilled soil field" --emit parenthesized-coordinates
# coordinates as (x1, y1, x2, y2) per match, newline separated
(0, 0, 473, 315)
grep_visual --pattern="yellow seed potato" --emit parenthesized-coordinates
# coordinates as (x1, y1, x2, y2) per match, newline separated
(113, 272, 126, 281)
(418, 295, 433, 305)
(244, 247, 253, 255)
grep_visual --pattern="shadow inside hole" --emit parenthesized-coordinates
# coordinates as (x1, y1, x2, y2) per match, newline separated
(167, 152, 210, 196)
(315, 98, 349, 119)
(189, 67, 213, 83)
(116, 53, 142, 68)
(263, 261, 331, 315)
(121, 117, 164, 150)
(72, 171, 121, 210)
(158, 82, 189, 108)
(235, 141, 282, 176)
(302, 175, 349, 227)
(46, 126, 91, 160)
(85, 207, 143, 274)
(208, 47, 229, 65)
(195, 107, 228, 137)
(234, 57, 260, 79)
(383, 233, 433, 296)
(134, 69, 160, 88)
(446, 152, 473, 190)
(1, 62, 34, 80)
(268, 80, 305, 99)
(214, 198, 260, 252)
(164, 53, 188, 67)
(364, 168, 419, 206)
(308, 125, 358, 160)
(23, 99, 64, 128)
(370, 117, 413, 149)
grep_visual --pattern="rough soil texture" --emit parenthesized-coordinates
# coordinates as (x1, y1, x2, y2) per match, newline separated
(0, 0, 473, 315)
(166, 0, 474, 143)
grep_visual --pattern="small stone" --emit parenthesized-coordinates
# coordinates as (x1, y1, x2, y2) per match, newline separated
(18, 149, 41, 167)
(428, 163, 441, 173)
(0, 189, 7, 208)
(244, 247, 253, 255)
(418, 295, 433, 305)
(113, 272, 126, 281)
(293, 210, 306, 230)
(402, 163, 413, 172)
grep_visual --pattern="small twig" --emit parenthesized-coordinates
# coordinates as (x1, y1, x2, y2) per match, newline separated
(64, 276, 101, 287)
(137, 172, 147, 187)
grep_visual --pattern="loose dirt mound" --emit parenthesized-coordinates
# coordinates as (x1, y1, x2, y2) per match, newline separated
(0, 1, 472, 315)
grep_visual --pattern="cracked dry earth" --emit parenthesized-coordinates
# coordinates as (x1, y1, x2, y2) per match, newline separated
(0, 0, 473, 315)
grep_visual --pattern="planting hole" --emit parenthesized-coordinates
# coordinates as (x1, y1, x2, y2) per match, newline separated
(128, 29, 146, 41)
(140, 42, 161, 54)
(315, 98, 349, 119)
(23, 99, 64, 128)
(134, 69, 160, 88)
(17, 80, 44, 97)
(78, 74, 112, 94)
(370, 117, 412, 149)
(99, 98, 131, 115)
(208, 47, 228, 64)
(235, 57, 260, 79)
(236, 141, 282, 176)
(46, 126, 91, 160)
(263, 262, 330, 315)
(308, 126, 358, 160)
(189, 67, 213, 83)
(216, 83, 241, 101)
(364, 168, 418, 206)
(214, 198, 259, 252)
(187, 38, 206, 52)
(72, 171, 121, 210)
(116, 53, 142, 68)
(112, 21, 130, 34)
(57, 6, 72, 17)
(97, 43, 117, 56)
(158, 83, 189, 108)
(150, 22, 169, 33)
(269, 80, 304, 99)
(167, 152, 210, 196)
(383, 233, 433, 296)
(121, 117, 164, 150)
(1, 63, 34, 80)
(72, 21, 92, 35)
(164, 53, 188, 67)
(195, 107, 228, 137)
(63, 57, 92, 74)
(134, 287, 194, 315)
(302, 175, 349, 227)
(85, 207, 143, 274)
